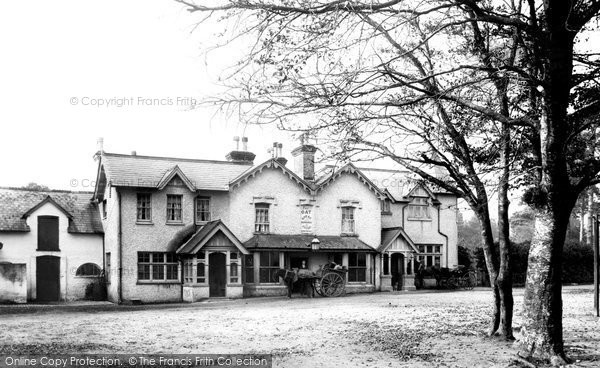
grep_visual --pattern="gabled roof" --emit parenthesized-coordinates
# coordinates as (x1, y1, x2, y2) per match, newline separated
(97, 152, 253, 193)
(315, 163, 386, 199)
(405, 183, 436, 199)
(22, 195, 73, 220)
(0, 188, 103, 234)
(356, 167, 451, 202)
(177, 220, 249, 255)
(229, 159, 313, 193)
(156, 165, 196, 192)
(379, 227, 418, 253)
(244, 234, 376, 251)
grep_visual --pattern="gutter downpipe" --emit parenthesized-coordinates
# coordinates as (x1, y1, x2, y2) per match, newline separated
(437, 205, 449, 267)
(118, 190, 123, 304)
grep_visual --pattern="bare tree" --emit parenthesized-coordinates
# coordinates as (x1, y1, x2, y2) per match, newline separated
(178, 0, 600, 363)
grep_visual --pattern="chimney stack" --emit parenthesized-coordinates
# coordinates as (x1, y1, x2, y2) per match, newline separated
(226, 136, 256, 164)
(291, 138, 317, 181)
(94, 137, 104, 161)
(131, 151, 137, 156)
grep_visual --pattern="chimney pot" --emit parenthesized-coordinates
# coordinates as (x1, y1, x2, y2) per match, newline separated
(226, 136, 255, 164)
(96, 137, 104, 152)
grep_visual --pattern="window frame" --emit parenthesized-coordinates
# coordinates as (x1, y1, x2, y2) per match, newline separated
(348, 253, 367, 283)
(380, 199, 391, 214)
(136, 193, 152, 222)
(407, 196, 431, 220)
(244, 254, 255, 284)
(195, 196, 211, 223)
(341, 206, 355, 235)
(418, 244, 442, 268)
(259, 251, 279, 284)
(197, 251, 206, 283)
(166, 194, 183, 223)
(254, 203, 270, 234)
(75, 263, 102, 277)
(137, 252, 179, 283)
(105, 252, 111, 283)
(101, 199, 107, 219)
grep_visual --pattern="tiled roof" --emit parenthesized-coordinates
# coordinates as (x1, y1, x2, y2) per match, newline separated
(244, 234, 375, 251)
(176, 221, 221, 254)
(101, 153, 253, 191)
(314, 163, 386, 199)
(0, 188, 103, 234)
(356, 167, 414, 201)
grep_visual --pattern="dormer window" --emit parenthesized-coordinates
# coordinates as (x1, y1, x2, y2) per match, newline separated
(380, 199, 391, 214)
(408, 188, 431, 219)
(166, 195, 183, 223)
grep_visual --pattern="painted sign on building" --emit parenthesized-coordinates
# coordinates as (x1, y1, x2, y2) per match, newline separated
(300, 205, 313, 234)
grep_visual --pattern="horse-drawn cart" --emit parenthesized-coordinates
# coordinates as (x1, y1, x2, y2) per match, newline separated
(274, 263, 348, 298)
(432, 266, 477, 290)
(313, 263, 348, 297)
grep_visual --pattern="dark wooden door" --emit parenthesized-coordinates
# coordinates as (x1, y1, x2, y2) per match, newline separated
(209, 253, 226, 297)
(391, 253, 404, 290)
(36, 256, 60, 301)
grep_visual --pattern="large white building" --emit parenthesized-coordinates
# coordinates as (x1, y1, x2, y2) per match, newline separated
(91, 139, 458, 303)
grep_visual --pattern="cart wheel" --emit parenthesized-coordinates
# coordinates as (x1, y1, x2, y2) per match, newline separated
(320, 273, 344, 297)
(463, 272, 476, 290)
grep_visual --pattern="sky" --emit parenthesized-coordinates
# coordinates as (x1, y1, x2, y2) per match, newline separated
(0, 0, 553, 218)
(0, 0, 298, 192)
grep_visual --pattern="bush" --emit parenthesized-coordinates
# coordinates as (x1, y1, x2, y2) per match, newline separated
(84, 278, 107, 301)
(458, 245, 472, 269)
(473, 240, 594, 286)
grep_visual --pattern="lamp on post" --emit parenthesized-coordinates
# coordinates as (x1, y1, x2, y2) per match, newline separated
(310, 237, 320, 252)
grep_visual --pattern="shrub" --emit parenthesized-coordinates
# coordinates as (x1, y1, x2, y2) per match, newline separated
(473, 240, 594, 286)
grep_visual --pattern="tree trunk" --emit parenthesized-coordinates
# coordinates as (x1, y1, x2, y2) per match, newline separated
(517, 208, 571, 365)
(579, 199, 584, 242)
(475, 209, 501, 335)
(497, 121, 514, 340)
(586, 189, 594, 246)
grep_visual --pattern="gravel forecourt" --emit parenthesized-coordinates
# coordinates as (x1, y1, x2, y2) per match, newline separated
(1, 286, 599, 367)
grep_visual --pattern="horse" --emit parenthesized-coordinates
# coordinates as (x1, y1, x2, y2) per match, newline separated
(273, 269, 315, 298)
(273, 269, 297, 298)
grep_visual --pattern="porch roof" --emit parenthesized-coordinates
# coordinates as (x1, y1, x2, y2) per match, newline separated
(378, 227, 418, 253)
(244, 234, 376, 252)
(176, 220, 249, 255)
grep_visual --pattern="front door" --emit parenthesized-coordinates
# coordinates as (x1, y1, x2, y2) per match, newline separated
(391, 253, 405, 290)
(209, 252, 226, 297)
(36, 256, 60, 302)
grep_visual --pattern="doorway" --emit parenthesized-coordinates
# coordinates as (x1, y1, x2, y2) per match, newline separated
(391, 253, 405, 291)
(209, 252, 226, 297)
(36, 256, 60, 301)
